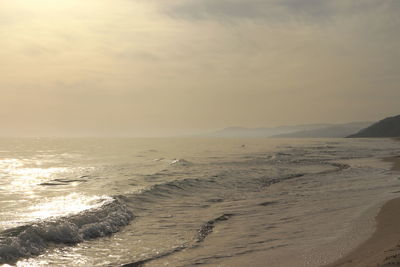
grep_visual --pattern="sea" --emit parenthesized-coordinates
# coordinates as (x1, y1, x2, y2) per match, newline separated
(0, 138, 399, 267)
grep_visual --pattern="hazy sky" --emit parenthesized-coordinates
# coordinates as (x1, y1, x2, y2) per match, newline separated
(1, 0, 399, 136)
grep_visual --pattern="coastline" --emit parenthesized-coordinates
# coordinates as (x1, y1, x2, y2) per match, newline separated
(326, 155, 400, 267)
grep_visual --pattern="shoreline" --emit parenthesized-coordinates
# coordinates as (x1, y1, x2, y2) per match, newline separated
(326, 155, 400, 267)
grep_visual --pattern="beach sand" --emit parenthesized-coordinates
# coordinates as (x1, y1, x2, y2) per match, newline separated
(326, 155, 400, 267)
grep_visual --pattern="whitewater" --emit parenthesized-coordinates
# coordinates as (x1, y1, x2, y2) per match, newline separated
(0, 138, 399, 266)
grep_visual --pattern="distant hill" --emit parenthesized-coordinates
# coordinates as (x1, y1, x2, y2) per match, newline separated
(272, 122, 372, 138)
(204, 124, 331, 138)
(348, 115, 400, 138)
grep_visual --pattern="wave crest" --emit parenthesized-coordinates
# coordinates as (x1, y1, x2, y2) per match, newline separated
(170, 159, 193, 166)
(0, 197, 134, 264)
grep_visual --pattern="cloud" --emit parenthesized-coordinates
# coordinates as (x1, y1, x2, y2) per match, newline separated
(22, 43, 59, 57)
(1, 0, 399, 135)
(164, 0, 400, 25)
(115, 50, 160, 61)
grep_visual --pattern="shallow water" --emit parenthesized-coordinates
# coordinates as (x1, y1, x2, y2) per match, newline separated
(0, 138, 399, 266)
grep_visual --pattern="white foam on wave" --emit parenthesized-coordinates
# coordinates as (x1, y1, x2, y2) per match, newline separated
(0, 197, 134, 264)
(169, 159, 192, 166)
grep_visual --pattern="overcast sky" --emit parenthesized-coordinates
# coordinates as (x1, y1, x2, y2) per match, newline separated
(1, 0, 399, 136)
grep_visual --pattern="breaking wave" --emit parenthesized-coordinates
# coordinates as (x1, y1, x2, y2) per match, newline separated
(0, 197, 134, 264)
(0, 146, 356, 265)
(169, 159, 193, 166)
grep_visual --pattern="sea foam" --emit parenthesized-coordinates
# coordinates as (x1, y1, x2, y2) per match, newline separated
(0, 197, 134, 264)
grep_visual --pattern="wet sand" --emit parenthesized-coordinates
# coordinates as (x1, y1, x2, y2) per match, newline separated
(326, 155, 400, 267)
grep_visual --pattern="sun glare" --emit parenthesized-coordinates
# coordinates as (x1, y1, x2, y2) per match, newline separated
(26, 193, 112, 220)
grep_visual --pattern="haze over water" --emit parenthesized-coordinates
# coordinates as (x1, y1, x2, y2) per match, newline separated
(0, 138, 399, 266)
(1, 1, 400, 266)
(1, 0, 400, 137)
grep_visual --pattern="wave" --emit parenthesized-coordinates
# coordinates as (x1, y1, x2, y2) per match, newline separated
(40, 178, 87, 186)
(0, 147, 355, 265)
(121, 214, 234, 267)
(0, 197, 134, 265)
(259, 173, 305, 187)
(169, 159, 193, 166)
(195, 214, 234, 243)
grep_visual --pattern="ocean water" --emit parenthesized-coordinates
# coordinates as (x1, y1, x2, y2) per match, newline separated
(0, 138, 399, 267)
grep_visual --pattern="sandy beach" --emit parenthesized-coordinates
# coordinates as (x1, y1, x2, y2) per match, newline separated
(326, 155, 400, 267)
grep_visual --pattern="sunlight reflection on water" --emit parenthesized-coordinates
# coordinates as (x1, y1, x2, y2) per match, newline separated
(26, 193, 113, 220)
(10, 167, 69, 188)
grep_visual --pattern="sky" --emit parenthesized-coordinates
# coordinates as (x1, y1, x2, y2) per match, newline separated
(1, 0, 399, 137)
